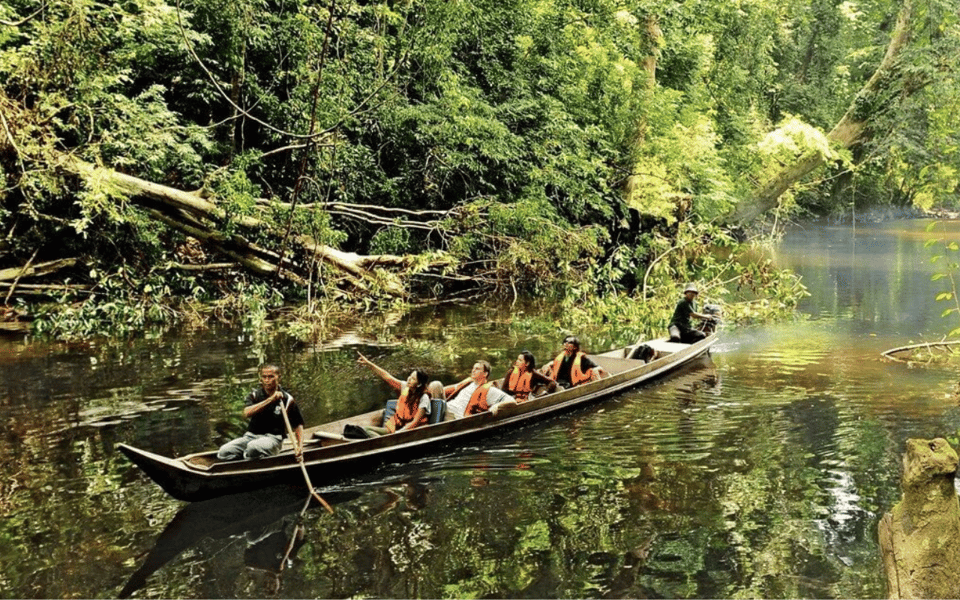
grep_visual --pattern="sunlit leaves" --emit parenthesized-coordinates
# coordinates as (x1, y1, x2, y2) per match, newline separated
(925, 221, 960, 338)
(628, 115, 736, 222)
(758, 115, 845, 171)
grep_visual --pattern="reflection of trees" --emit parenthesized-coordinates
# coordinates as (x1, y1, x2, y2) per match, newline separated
(0, 450, 183, 598)
(2, 316, 909, 598)
(118, 485, 361, 598)
(715, 413, 836, 598)
(708, 394, 890, 599)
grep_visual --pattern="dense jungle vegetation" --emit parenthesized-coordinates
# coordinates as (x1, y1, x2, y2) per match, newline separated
(0, 0, 958, 339)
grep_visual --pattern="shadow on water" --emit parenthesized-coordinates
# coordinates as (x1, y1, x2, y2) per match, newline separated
(118, 485, 360, 598)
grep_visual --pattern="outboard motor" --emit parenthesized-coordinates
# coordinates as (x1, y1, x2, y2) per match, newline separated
(700, 304, 722, 334)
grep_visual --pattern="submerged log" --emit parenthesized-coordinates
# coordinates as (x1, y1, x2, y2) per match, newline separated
(878, 438, 960, 599)
(881, 341, 960, 363)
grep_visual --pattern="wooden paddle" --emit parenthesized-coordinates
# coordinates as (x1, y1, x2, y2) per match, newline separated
(279, 397, 334, 514)
(279, 495, 312, 572)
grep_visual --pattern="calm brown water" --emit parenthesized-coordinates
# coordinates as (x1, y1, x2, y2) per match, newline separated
(3, 219, 960, 598)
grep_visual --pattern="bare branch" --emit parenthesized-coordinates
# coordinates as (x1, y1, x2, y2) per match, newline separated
(3, 248, 38, 304)
(165, 262, 237, 272)
(0, 110, 26, 177)
(0, 3, 45, 27)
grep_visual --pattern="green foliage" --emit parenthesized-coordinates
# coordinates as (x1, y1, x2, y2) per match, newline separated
(206, 156, 262, 232)
(526, 219, 807, 342)
(479, 198, 606, 294)
(5, 0, 950, 339)
(30, 266, 175, 340)
(758, 116, 847, 174)
(925, 221, 960, 338)
(369, 224, 412, 255)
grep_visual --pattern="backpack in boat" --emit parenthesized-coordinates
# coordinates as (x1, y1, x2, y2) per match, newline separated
(628, 343, 657, 363)
(343, 423, 373, 439)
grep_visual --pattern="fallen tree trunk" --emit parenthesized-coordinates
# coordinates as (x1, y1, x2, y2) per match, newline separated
(66, 158, 440, 297)
(729, 0, 915, 224)
(0, 282, 91, 292)
(1, 82, 447, 299)
(138, 204, 309, 287)
(0, 258, 78, 281)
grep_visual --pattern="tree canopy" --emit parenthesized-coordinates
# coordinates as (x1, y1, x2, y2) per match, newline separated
(0, 0, 957, 337)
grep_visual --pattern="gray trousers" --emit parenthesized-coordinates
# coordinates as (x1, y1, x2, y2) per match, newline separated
(217, 432, 283, 460)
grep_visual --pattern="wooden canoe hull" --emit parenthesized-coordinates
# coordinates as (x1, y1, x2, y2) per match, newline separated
(118, 334, 716, 501)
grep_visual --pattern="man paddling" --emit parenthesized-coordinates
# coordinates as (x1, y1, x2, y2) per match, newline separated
(218, 365, 305, 461)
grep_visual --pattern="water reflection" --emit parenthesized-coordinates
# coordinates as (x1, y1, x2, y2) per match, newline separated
(10, 220, 960, 598)
(119, 485, 360, 598)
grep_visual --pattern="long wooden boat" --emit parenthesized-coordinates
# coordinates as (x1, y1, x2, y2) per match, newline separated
(119, 334, 717, 501)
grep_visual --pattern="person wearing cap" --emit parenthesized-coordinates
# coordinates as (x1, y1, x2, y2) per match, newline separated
(668, 284, 713, 343)
(540, 336, 607, 389)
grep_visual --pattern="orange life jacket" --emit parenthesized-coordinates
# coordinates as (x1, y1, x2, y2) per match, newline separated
(390, 387, 428, 430)
(464, 382, 496, 416)
(505, 367, 535, 401)
(550, 351, 592, 386)
(443, 377, 473, 399)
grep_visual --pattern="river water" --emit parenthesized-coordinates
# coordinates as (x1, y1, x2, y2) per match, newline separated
(3, 219, 960, 598)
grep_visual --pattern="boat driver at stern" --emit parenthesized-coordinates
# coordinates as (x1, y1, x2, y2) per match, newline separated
(217, 364, 305, 461)
(668, 284, 715, 344)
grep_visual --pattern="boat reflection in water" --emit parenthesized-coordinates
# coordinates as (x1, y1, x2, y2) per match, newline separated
(119, 485, 359, 598)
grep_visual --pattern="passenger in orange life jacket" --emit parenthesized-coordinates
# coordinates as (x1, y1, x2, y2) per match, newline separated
(356, 353, 431, 435)
(540, 336, 607, 389)
(486, 351, 559, 416)
(498, 351, 557, 401)
(441, 360, 515, 419)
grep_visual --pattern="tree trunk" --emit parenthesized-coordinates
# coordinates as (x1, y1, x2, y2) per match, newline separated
(643, 15, 663, 89)
(0, 258, 77, 281)
(66, 159, 429, 297)
(729, 0, 914, 224)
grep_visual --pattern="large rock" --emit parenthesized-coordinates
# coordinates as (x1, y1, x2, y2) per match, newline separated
(878, 438, 960, 599)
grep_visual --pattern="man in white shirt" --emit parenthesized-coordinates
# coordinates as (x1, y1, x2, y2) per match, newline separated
(442, 360, 514, 418)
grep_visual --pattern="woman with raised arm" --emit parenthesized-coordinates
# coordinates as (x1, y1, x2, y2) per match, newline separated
(355, 353, 431, 436)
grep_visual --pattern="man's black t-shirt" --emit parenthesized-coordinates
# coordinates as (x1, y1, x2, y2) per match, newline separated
(245, 387, 305, 436)
(669, 298, 697, 331)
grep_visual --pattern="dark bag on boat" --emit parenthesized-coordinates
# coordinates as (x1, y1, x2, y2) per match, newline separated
(629, 344, 656, 363)
(343, 423, 373, 439)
